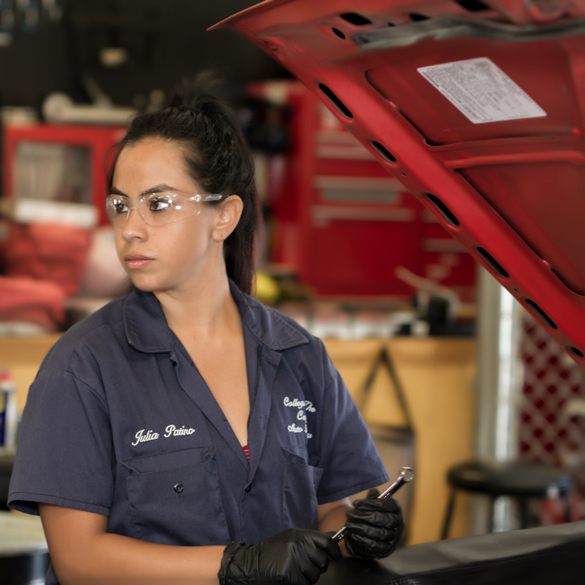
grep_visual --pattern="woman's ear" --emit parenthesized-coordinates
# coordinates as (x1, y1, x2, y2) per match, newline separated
(211, 195, 243, 242)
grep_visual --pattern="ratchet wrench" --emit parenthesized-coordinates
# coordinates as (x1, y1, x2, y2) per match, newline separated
(331, 466, 414, 542)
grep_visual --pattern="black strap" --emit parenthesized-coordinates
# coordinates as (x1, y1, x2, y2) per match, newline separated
(358, 345, 414, 433)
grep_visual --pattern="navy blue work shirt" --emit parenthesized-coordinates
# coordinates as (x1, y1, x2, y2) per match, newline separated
(9, 281, 388, 583)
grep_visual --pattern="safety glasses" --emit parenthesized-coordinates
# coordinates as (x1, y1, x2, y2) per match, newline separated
(105, 191, 224, 227)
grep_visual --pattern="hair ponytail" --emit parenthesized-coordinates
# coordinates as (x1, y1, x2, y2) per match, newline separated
(107, 72, 257, 294)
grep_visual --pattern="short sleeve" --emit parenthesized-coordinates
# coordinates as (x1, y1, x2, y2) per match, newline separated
(9, 368, 113, 517)
(311, 347, 389, 504)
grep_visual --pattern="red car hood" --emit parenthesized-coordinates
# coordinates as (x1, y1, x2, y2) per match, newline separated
(212, 0, 585, 367)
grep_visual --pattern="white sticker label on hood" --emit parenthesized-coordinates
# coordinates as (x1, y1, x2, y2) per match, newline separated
(418, 57, 546, 124)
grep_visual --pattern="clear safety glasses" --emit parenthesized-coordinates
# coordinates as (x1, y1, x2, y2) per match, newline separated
(105, 191, 224, 227)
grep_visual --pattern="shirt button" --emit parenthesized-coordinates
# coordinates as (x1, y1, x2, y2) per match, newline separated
(174, 483, 184, 493)
(245, 485, 251, 493)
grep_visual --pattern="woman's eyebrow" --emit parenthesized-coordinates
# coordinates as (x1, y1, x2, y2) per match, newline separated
(141, 184, 177, 196)
(110, 186, 127, 197)
(110, 184, 179, 198)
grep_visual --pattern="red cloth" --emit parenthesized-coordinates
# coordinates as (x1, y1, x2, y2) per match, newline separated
(243, 444, 250, 461)
(0, 276, 65, 331)
(0, 221, 91, 296)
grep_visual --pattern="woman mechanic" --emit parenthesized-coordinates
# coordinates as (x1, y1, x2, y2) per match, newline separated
(8, 76, 404, 585)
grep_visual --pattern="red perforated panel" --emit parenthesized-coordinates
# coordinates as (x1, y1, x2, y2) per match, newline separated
(520, 316, 585, 466)
(519, 315, 585, 520)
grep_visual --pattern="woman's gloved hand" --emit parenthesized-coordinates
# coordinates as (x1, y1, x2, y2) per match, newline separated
(344, 488, 405, 559)
(218, 528, 342, 585)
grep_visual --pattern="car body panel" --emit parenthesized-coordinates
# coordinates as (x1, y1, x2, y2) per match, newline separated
(212, 0, 585, 366)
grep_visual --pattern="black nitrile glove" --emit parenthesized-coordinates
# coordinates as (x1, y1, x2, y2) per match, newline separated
(344, 488, 405, 559)
(218, 528, 342, 585)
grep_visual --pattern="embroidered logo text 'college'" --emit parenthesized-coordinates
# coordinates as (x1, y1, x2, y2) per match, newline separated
(131, 424, 195, 446)
(283, 396, 316, 439)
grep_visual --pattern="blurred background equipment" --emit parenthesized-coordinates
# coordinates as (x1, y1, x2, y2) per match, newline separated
(0, 221, 91, 296)
(0, 368, 18, 448)
(0, 1, 289, 110)
(78, 225, 129, 298)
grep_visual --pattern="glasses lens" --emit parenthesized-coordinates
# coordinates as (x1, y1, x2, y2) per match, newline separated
(140, 192, 200, 226)
(106, 196, 128, 225)
(106, 192, 202, 226)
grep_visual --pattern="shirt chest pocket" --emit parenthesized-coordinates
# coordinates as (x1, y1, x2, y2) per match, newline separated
(123, 447, 228, 546)
(282, 447, 324, 531)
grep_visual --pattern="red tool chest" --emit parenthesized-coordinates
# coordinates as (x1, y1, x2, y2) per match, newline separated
(253, 80, 477, 298)
(3, 123, 126, 226)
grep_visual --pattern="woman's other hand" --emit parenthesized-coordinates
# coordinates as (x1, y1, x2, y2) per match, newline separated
(344, 488, 405, 559)
(218, 528, 342, 585)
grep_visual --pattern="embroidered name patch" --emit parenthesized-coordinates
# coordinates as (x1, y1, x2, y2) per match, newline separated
(131, 424, 195, 446)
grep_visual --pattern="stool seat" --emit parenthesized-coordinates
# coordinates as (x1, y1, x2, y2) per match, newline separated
(447, 460, 573, 497)
(441, 459, 574, 539)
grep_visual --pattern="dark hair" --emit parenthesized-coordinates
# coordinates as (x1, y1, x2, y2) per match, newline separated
(107, 72, 257, 295)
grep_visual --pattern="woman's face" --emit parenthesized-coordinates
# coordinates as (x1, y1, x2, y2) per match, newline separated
(111, 137, 219, 295)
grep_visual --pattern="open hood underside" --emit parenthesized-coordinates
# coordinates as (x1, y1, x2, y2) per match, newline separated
(213, 0, 585, 367)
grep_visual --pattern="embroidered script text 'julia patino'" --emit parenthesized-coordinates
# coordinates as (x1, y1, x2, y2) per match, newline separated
(131, 424, 195, 446)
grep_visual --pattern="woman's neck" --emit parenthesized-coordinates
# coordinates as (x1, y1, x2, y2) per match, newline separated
(154, 265, 238, 340)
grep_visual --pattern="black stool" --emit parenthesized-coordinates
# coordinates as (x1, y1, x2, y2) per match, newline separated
(0, 511, 50, 585)
(441, 459, 574, 539)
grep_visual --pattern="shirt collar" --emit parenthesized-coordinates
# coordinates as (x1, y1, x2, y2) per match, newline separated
(229, 280, 309, 351)
(123, 280, 309, 354)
